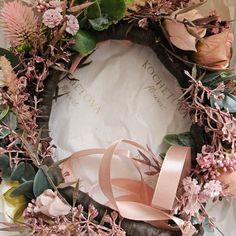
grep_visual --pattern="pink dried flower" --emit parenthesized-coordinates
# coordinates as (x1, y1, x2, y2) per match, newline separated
(65, 15, 79, 35)
(182, 177, 201, 196)
(196, 145, 236, 180)
(42, 8, 63, 28)
(49, 0, 63, 11)
(0, 1, 39, 46)
(203, 180, 222, 198)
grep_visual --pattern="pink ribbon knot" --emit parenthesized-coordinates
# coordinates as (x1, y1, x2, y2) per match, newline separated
(62, 139, 196, 236)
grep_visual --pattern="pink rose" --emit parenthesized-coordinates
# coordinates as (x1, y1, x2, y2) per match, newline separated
(194, 30, 234, 69)
(34, 189, 71, 217)
(164, 9, 206, 51)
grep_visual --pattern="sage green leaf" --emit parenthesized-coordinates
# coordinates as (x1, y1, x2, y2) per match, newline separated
(100, 0, 126, 21)
(201, 72, 221, 84)
(33, 167, 52, 197)
(210, 96, 223, 110)
(10, 162, 36, 183)
(72, 30, 96, 55)
(2, 167, 12, 179)
(0, 105, 10, 121)
(164, 132, 194, 147)
(88, 17, 111, 31)
(86, 0, 101, 19)
(0, 154, 9, 169)
(0, 112, 17, 139)
(223, 94, 236, 113)
(10, 180, 34, 198)
(10, 162, 25, 181)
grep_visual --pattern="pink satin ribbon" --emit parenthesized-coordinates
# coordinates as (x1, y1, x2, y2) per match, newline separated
(61, 139, 196, 236)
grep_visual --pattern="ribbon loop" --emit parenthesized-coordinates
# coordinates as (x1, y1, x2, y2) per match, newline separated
(62, 139, 195, 236)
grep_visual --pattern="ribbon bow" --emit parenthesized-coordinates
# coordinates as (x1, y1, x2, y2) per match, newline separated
(62, 139, 196, 236)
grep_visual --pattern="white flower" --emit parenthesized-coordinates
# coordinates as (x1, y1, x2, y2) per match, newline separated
(65, 15, 79, 36)
(203, 180, 223, 198)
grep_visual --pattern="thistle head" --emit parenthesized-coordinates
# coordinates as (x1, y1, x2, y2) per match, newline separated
(0, 1, 39, 47)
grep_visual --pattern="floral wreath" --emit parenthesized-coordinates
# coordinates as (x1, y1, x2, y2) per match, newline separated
(0, 0, 235, 235)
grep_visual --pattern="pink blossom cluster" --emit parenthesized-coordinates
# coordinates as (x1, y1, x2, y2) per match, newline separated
(178, 177, 223, 224)
(65, 14, 79, 36)
(40, 0, 79, 35)
(24, 199, 125, 235)
(42, 8, 63, 28)
(196, 145, 236, 180)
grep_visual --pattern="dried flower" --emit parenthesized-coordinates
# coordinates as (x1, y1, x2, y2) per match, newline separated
(0, 56, 17, 93)
(194, 30, 234, 69)
(42, 8, 63, 28)
(65, 15, 79, 36)
(164, 9, 206, 51)
(182, 177, 201, 196)
(0, 1, 39, 46)
(49, 0, 62, 11)
(202, 180, 222, 198)
(34, 189, 71, 217)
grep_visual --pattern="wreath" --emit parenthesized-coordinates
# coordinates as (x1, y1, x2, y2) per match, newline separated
(0, 0, 234, 235)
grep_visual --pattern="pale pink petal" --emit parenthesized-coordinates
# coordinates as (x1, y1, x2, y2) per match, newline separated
(48, 196, 71, 217)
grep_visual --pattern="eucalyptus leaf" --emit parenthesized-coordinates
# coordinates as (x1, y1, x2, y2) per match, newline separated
(10, 180, 34, 198)
(0, 154, 9, 169)
(210, 96, 223, 110)
(2, 167, 12, 179)
(10, 162, 25, 182)
(72, 30, 96, 55)
(33, 166, 52, 197)
(10, 162, 36, 183)
(100, 0, 126, 21)
(89, 17, 111, 31)
(210, 94, 236, 113)
(0, 105, 10, 121)
(0, 112, 17, 139)
(223, 94, 236, 113)
(164, 132, 194, 147)
(201, 72, 221, 84)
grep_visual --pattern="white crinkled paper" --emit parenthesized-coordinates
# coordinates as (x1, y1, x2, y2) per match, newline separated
(49, 40, 190, 198)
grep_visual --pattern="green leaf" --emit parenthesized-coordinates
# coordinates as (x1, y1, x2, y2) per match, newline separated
(210, 94, 236, 113)
(0, 154, 10, 169)
(125, 0, 134, 5)
(86, 0, 101, 19)
(223, 94, 236, 113)
(10, 162, 25, 181)
(100, 0, 126, 21)
(0, 48, 22, 71)
(88, 16, 111, 31)
(0, 105, 10, 121)
(164, 132, 194, 147)
(2, 167, 12, 179)
(72, 30, 96, 55)
(10, 180, 34, 198)
(201, 72, 221, 84)
(10, 162, 36, 183)
(0, 112, 17, 139)
(33, 167, 52, 197)
(11, 162, 36, 183)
